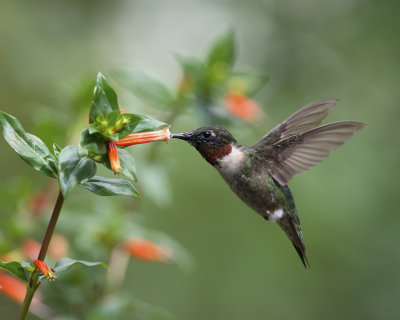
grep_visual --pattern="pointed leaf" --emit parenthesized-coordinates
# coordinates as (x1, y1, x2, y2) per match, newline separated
(175, 55, 205, 79)
(0, 260, 34, 283)
(103, 148, 137, 181)
(54, 257, 107, 273)
(129, 114, 166, 134)
(89, 73, 119, 123)
(80, 176, 141, 198)
(0, 112, 58, 178)
(58, 146, 97, 197)
(112, 69, 174, 109)
(78, 129, 107, 162)
(53, 143, 62, 159)
(206, 31, 235, 68)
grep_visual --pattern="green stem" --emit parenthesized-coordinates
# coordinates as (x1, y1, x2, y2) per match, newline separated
(18, 284, 37, 320)
(37, 191, 64, 260)
(18, 190, 64, 320)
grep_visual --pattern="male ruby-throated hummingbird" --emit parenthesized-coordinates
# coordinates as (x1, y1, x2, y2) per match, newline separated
(171, 99, 365, 268)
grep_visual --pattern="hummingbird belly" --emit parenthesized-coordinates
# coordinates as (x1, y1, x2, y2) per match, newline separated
(217, 164, 284, 220)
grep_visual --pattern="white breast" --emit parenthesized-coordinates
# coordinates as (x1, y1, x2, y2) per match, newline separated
(216, 145, 245, 174)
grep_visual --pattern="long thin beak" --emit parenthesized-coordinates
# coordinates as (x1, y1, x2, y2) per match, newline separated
(170, 133, 191, 140)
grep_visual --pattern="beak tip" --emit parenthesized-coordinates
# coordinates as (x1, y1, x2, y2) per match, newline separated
(170, 133, 187, 140)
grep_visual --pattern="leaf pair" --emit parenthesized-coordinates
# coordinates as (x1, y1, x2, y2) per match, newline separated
(1, 72, 167, 199)
(0, 259, 107, 284)
(0, 112, 58, 179)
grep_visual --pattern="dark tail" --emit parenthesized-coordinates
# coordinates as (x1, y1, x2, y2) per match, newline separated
(277, 216, 310, 269)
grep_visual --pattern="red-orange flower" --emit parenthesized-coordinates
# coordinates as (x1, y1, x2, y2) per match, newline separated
(21, 238, 41, 259)
(224, 92, 262, 122)
(123, 238, 171, 262)
(107, 140, 122, 174)
(116, 126, 171, 147)
(0, 272, 27, 304)
(48, 234, 69, 262)
(33, 260, 55, 281)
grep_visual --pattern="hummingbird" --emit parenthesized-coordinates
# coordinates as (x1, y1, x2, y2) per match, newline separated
(171, 99, 365, 268)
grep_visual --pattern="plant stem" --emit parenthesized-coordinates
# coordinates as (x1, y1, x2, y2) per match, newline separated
(18, 190, 64, 320)
(19, 287, 35, 320)
(37, 191, 64, 260)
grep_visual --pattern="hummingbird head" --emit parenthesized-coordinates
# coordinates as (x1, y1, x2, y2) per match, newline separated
(171, 126, 237, 165)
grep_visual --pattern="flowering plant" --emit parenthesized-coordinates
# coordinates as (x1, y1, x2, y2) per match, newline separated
(0, 73, 171, 319)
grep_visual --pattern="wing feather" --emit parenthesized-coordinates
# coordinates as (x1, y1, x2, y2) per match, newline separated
(253, 99, 338, 148)
(266, 121, 366, 185)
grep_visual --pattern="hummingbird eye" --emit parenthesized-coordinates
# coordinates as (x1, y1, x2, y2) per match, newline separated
(203, 131, 211, 138)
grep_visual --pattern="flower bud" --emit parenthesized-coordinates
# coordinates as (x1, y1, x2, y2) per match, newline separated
(107, 140, 122, 174)
(33, 260, 56, 281)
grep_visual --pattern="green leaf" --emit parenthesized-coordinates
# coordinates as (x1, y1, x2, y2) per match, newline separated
(112, 69, 174, 109)
(0, 112, 58, 178)
(118, 149, 137, 181)
(129, 115, 167, 133)
(58, 146, 97, 197)
(80, 176, 141, 198)
(78, 129, 107, 162)
(0, 260, 34, 283)
(103, 148, 137, 181)
(53, 143, 62, 159)
(89, 73, 119, 123)
(54, 257, 107, 273)
(89, 111, 166, 141)
(104, 148, 137, 181)
(175, 55, 205, 78)
(206, 31, 235, 68)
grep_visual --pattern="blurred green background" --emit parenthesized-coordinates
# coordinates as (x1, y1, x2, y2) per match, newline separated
(1, 0, 399, 319)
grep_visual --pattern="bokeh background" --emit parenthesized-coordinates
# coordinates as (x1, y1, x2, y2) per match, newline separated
(0, 0, 399, 319)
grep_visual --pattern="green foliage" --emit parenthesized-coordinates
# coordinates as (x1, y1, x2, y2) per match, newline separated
(103, 148, 138, 182)
(54, 257, 108, 273)
(0, 72, 168, 200)
(80, 176, 140, 198)
(89, 73, 119, 122)
(0, 260, 34, 283)
(78, 129, 107, 162)
(206, 30, 235, 68)
(112, 69, 174, 108)
(115, 32, 268, 125)
(0, 112, 58, 179)
(58, 146, 97, 197)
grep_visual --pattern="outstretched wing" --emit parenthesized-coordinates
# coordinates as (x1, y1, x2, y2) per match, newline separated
(261, 121, 366, 186)
(253, 99, 338, 148)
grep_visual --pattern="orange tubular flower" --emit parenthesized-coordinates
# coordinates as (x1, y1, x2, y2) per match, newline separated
(48, 233, 69, 262)
(107, 140, 122, 174)
(224, 92, 262, 122)
(33, 260, 56, 281)
(116, 126, 171, 147)
(0, 272, 27, 304)
(123, 238, 171, 262)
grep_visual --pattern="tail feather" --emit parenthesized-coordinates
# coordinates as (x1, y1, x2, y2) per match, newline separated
(277, 216, 310, 269)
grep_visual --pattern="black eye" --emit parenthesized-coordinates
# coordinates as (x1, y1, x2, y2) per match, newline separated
(203, 131, 211, 138)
